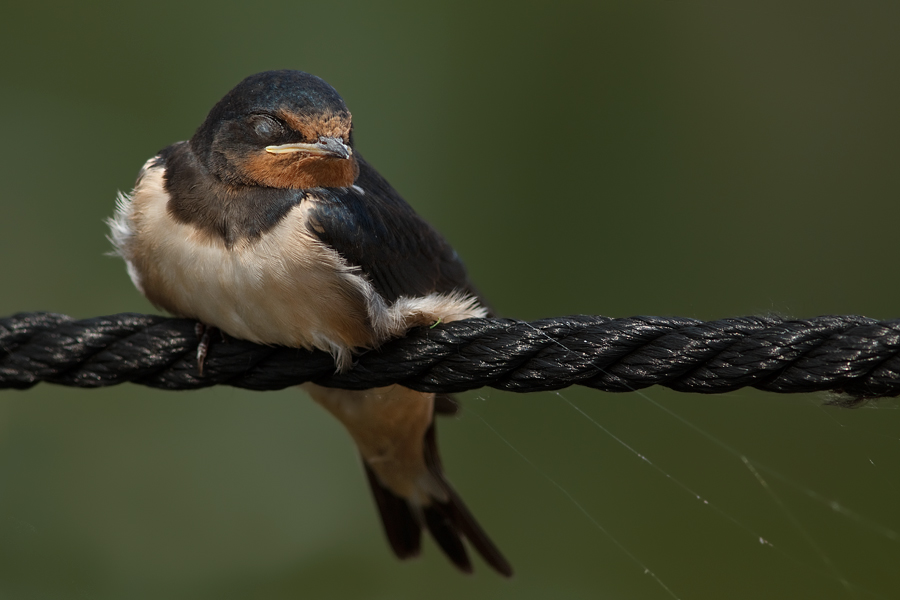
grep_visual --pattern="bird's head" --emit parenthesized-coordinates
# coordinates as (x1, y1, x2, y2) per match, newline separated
(190, 70, 358, 189)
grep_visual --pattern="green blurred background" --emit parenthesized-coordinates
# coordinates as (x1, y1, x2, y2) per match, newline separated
(1, 2, 899, 599)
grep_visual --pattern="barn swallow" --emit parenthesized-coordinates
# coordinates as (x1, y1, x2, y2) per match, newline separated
(108, 70, 512, 576)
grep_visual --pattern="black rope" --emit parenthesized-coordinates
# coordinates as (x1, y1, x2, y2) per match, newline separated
(2, 312, 899, 405)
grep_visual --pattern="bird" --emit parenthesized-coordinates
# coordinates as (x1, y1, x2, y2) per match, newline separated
(108, 70, 512, 576)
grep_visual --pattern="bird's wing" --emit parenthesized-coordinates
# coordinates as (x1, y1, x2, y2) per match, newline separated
(306, 154, 482, 304)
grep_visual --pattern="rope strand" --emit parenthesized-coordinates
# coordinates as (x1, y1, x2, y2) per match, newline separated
(2, 312, 898, 404)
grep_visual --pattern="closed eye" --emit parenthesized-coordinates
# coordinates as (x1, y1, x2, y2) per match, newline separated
(249, 114, 285, 140)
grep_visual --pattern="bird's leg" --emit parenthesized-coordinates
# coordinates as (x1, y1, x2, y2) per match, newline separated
(194, 322, 220, 376)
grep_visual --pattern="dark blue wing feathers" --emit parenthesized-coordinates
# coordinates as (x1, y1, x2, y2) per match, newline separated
(306, 154, 476, 304)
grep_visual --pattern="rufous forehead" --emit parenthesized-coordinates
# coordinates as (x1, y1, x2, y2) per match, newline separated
(277, 108, 352, 141)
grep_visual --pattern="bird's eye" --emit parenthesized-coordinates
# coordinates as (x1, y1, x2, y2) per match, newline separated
(250, 115, 283, 139)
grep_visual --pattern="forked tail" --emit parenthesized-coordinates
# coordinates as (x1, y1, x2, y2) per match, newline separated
(363, 424, 513, 576)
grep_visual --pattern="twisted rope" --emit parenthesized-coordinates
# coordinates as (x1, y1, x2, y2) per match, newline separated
(2, 312, 898, 404)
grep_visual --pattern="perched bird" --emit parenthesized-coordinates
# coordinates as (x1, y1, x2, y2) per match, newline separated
(108, 70, 512, 576)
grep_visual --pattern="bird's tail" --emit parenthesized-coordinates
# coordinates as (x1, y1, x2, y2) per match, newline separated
(363, 423, 513, 577)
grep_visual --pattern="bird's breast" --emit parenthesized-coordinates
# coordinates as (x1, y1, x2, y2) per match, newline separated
(111, 160, 376, 368)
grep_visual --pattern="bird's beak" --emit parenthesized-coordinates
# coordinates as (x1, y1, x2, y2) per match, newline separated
(265, 137, 352, 159)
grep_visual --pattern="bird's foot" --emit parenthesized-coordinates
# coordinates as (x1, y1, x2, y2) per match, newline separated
(194, 323, 225, 376)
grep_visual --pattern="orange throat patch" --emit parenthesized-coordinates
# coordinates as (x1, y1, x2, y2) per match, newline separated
(242, 152, 359, 189)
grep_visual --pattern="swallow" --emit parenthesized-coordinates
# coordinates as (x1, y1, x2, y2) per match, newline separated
(108, 70, 512, 576)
